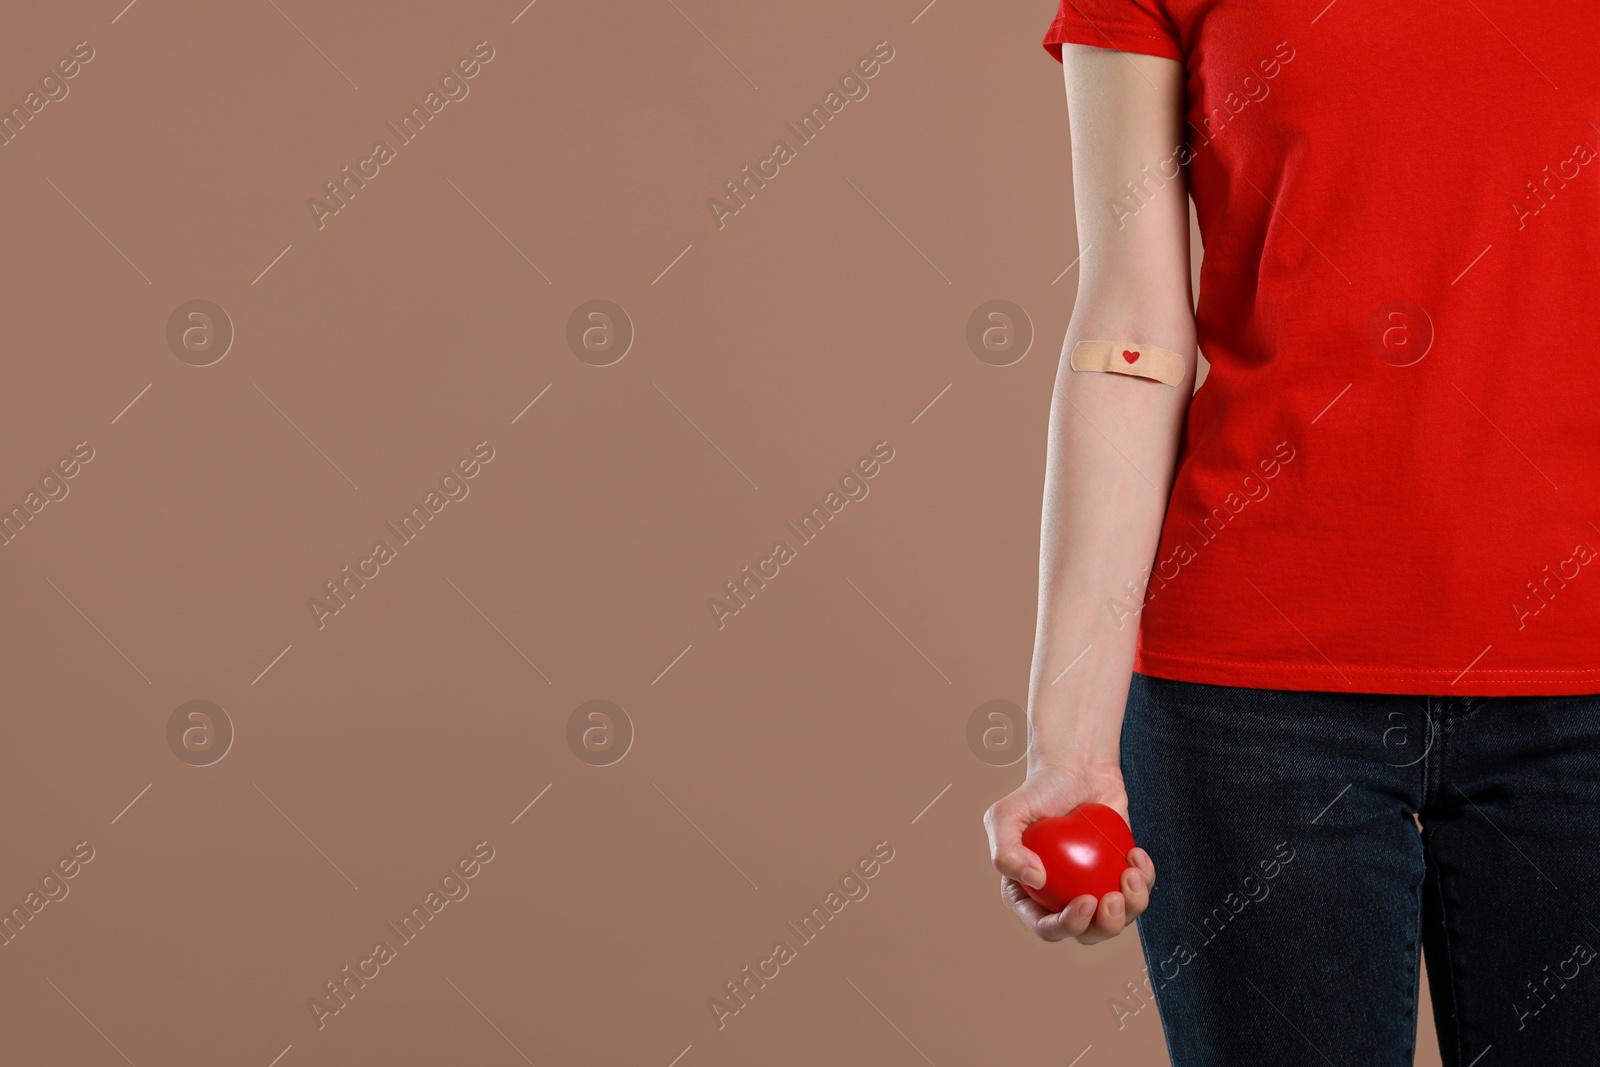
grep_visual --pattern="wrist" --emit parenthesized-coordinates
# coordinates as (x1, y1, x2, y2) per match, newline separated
(1028, 727, 1121, 770)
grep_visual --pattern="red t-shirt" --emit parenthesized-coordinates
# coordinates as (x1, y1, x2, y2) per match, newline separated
(1044, 1, 1600, 695)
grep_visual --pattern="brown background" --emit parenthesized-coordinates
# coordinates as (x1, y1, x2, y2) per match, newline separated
(0, 2, 1442, 1064)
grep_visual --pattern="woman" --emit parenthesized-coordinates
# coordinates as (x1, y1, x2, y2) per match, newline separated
(983, 2, 1600, 1064)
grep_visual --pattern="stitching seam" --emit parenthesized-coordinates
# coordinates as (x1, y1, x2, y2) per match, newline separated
(1139, 649, 1600, 677)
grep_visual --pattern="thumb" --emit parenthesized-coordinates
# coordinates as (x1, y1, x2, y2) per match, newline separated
(984, 794, 1047, 889)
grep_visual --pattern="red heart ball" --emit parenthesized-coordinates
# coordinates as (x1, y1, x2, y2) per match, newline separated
(1019, 803, 1137, 912)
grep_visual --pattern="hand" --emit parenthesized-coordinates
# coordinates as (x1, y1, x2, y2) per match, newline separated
(983, 762, 1155, 944)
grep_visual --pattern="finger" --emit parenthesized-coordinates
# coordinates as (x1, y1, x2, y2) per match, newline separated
(1000, 877, 1056, 926)
(1031, 908, 1078, 943)
(1121, 864, 1150, 919)
(1005, 847, 1048, 890)
(1050, 894, 1098, 940)
(1130, 847, 1157, 892)
(1078, 890, 1128, 944)
(985, 802, 1047, 889)
(1003, 879, 1096, 943)
(1002, 877, 1077, 945)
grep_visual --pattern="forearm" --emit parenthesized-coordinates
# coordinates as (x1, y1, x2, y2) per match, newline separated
(1026, 313, 1192, 769)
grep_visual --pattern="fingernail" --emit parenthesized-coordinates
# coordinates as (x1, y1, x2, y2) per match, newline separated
(1128, 871, 1145, 894)
(1108, 896, 1124, 919)
(1021, 866, 1046, 890)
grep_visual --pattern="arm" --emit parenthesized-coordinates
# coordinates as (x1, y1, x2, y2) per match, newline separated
(983, 44, 1195, 944)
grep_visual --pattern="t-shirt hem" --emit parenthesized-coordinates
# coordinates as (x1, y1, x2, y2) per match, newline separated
(1135, 648, 1600, 697)
(1042, 15, 1185, 63)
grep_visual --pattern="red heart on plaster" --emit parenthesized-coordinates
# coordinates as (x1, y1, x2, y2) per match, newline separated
(1122, 349, 1140, 363)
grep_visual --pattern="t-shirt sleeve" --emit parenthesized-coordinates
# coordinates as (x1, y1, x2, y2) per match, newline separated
(1041, 0, 1184, 63)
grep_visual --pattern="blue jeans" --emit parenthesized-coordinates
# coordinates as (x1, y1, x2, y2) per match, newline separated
(1121, 673, 1600, 1066)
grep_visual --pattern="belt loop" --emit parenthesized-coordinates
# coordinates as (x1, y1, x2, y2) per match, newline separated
(1420, 696, 1439, 806)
